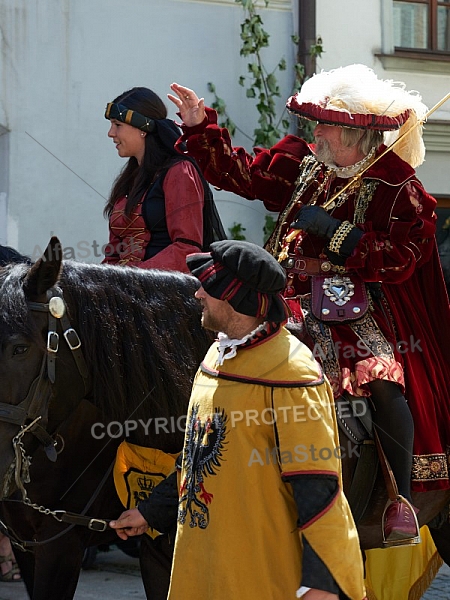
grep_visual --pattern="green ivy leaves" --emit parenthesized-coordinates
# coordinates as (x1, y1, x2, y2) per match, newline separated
(209, 0, 320, 148)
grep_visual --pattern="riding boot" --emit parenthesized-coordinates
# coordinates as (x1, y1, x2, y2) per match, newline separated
(368, 380, 420, 546)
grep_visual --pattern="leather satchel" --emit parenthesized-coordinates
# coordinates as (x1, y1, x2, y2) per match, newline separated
(310, 274, 369, 323)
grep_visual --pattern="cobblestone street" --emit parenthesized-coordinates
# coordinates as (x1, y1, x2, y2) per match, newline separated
(0, 549, 448, 599)
(0, 548, 145, 600)
(422, 563, 450, 600)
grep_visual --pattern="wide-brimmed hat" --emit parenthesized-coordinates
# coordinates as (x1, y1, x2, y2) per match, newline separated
(286, 64, 428, 167)
(186, 240, 290, 323)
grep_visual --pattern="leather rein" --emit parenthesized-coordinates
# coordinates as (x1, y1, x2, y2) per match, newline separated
(0, 288, 112, 547)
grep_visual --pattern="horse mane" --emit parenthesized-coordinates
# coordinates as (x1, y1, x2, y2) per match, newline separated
(0, 261, 212, 449)
(0, 246, 35, 338)
(0, 263, 43, 341)
(0, 244, 31, 266)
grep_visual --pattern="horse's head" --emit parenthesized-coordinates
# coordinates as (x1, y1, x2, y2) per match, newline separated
(0, 237, 89, 498)
(0, 236, 214, 501)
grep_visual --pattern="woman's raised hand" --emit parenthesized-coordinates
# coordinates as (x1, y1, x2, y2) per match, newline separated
(168, 83, 206, 128)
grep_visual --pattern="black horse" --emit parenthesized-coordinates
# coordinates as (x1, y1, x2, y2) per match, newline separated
(0, 237, 212, 599)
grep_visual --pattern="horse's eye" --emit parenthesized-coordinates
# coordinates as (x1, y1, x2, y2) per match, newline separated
(13, 345, 29, 356)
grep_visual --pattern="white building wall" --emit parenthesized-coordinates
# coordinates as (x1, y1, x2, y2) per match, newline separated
(0, 0, 448, 259)
(0, 0, 295, 258)
(317, 0, 383, 71)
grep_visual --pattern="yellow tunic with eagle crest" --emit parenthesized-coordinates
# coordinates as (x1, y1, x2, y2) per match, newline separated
(168, 327, 365, 600)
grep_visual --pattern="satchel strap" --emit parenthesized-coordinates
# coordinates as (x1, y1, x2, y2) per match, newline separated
(282, 256, 335, 277)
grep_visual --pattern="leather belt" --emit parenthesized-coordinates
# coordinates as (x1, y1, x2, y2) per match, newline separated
(281, 256, 333, 276)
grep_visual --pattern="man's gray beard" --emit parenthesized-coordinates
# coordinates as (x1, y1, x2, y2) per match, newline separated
(314, 139, 335, 166)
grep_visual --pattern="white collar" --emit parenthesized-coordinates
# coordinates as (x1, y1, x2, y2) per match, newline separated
(216, 322, 268, 366)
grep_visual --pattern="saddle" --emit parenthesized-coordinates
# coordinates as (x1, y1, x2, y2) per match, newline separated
(335, 394, 379, 524)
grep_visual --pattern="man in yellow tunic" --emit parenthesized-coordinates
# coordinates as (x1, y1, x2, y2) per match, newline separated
(111, 240, 366, 600)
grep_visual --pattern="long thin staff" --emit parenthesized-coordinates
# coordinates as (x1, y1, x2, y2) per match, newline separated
(322, 91, 450, 210)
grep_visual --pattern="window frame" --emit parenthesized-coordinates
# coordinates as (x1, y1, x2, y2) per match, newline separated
(393, 0, 450, 54)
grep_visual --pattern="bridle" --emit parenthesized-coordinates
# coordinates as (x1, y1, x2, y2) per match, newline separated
(0, 288, 110, 544)
(0, 287, 89, 498)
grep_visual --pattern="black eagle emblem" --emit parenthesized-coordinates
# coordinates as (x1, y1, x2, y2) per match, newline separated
(178, 404, 228, 529)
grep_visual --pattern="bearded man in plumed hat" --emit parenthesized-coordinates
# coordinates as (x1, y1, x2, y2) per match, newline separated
(168, 65, 450, 547)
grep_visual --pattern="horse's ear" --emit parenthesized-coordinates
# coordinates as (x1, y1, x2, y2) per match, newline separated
(23, 236, 62, 298)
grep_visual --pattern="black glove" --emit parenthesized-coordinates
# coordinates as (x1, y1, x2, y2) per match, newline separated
(291, 205, 341, 239)
(326, 225, 364, 265)
(137, 471, 178, 534)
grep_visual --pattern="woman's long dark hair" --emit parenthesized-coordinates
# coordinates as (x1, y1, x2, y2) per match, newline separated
(104, 87, 185, 217)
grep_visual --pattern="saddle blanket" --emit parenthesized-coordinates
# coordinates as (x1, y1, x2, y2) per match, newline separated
(365, 526, 442, 600)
